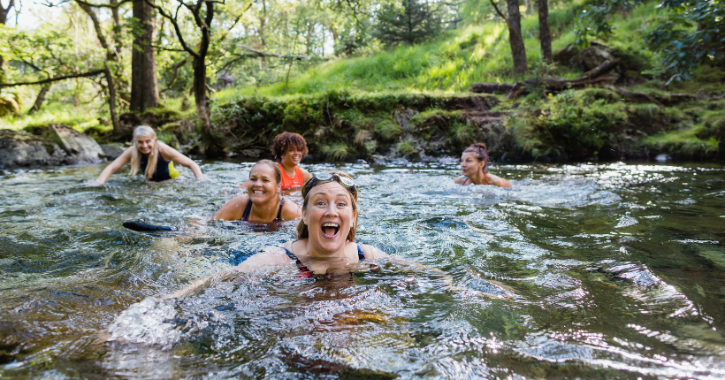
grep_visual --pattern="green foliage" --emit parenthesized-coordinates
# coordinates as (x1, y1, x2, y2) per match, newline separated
(0, 91, 22, 117)
(646, 0, 725, 81)
(373, 0, 443, 46)
(396, 139, 418, 156)
(643, 126, 719, 157)
(573, 0, 643, 47)
(511, 90, 628, 159)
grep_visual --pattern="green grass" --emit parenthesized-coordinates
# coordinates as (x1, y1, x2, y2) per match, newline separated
(214, 1, 671, 101)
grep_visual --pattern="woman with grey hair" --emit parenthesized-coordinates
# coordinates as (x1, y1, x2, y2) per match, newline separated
(88, 126, 205, 185)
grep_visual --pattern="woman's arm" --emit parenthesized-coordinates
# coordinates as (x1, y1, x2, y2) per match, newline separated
(237, 179, 251, 189)
(158, 142, 205, 180)
(86, 148, 133, 186)
(281, 199, 303, 221)
(454, 176, 466, 184)
(162, 248, 290, 299)
(212, 195, 249, 221)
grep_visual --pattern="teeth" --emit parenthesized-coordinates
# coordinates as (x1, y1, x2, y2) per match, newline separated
(322, 223, 339, 227)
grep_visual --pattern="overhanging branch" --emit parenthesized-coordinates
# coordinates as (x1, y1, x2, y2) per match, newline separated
(0, 69, 105, 88)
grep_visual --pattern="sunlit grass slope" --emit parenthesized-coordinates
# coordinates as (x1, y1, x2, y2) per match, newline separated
(216, 0, 669, 102)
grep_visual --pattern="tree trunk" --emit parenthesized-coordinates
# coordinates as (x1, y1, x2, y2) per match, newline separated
(259, 0, 267, 65)
(78, 2, 123, 134)
(110, 0, 123, 54)
(0, 0, 13, 25)
(0, 0, 14, 84)
(130, 0, 159, 111)
(506, 0, 527, 77)
(28, 84, 52, 114)
(537, 0, 552, 64)
(104, 64, 121, 135)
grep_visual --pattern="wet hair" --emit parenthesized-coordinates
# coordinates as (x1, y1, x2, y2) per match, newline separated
(250, 159, 282, 185)
(296, 171, 358, 242)
(129, 126, 159, 179)
(463, 142, 490, 174)
(271, 132, 309, 161)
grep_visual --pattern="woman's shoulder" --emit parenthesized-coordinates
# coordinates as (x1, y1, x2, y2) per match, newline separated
(454, 176, 468, 184)
(281, 198, 302, 219)
(486, 173, 512, 188)
(357, 242, 389, 260)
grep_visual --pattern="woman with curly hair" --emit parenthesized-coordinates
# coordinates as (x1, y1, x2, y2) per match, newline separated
(271, 131, 313, 190)
(454, 142, 512, 188)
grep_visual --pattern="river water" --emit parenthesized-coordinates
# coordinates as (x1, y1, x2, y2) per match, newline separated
(1, 160, 724, 379)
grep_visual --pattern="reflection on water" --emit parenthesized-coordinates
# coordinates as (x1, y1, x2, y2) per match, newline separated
(1, 160, 725, 378)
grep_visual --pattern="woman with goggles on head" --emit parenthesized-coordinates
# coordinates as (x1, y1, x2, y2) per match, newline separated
(213, 160, 302, 223)
(454, 142, 512, 188)
(166, 172, 388, 299)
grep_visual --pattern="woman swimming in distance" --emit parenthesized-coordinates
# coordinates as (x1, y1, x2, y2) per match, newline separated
(454, 142, 512, 188)
(213, 160, 302, 223)
(239, 132, 312, 191)
(87, 126, 205, 186)
(167, 172, 387, 299)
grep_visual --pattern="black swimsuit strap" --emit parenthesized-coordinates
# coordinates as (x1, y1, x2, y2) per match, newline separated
(356, 243, 365, 261)
(282, 247, 313, 278)
(276, 198, 285, 221)
(241, 200, 253, 222)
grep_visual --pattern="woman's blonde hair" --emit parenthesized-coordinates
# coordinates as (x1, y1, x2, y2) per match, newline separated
(296, 172, 359, 242)
(129, 126, 159, 179)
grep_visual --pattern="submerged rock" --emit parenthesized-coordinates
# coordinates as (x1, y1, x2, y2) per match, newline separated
(0, 129, 67, 168)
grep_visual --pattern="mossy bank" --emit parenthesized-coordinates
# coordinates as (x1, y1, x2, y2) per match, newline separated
(202, 85, 725, 162)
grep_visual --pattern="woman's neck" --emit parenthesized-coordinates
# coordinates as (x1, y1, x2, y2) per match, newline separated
(279, 161, 296, 176)
(469, 170, 487, 185)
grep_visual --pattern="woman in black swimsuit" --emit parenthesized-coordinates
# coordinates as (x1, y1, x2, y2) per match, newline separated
(166, 171, 387, 299)
(212, 160, 302, 223)
(88, 126, 205, 185)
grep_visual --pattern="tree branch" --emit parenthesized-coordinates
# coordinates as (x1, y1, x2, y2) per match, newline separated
(0, 69, 105, 88)
(235, 44, 331, 60)
(143, 0, 199, 58)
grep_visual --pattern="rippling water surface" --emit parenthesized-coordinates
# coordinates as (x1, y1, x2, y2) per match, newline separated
(1, 160, 725, 378)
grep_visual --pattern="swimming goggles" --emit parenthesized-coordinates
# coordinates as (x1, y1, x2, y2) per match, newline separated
(304, 173, 356, 196)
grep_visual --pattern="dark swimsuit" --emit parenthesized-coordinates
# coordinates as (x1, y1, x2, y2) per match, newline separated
(282, 243, 376, 278)
(140, 153, 179, 182)
(241, 198, 285, 222)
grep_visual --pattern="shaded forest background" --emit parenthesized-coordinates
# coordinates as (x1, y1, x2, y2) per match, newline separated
(0, 0, 723, 161)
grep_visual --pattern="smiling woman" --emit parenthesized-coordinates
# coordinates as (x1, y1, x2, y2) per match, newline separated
(86, 126, 206, 185)
(167, 172, 388, 299)
(213, 159, 302, 223)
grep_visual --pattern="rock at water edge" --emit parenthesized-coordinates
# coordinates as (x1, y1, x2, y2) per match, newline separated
(0, 129, 67, 168)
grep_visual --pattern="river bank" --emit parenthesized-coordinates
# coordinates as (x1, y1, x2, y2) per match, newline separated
(2, 84, 724, 169)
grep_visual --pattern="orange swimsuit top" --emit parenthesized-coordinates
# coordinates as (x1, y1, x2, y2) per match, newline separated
(279, 163, 305, 190)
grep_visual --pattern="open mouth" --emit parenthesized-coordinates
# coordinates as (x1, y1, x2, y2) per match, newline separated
(252, 189, 265, 195)
(321, 222, 340, 239)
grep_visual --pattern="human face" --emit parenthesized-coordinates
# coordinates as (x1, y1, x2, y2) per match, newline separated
(247, 164, 280, 204)
(136, 135, 157, 155)
(304, 182, 355, 256)
(461, 152, 485, 177)
(281, 147, 304, 167)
